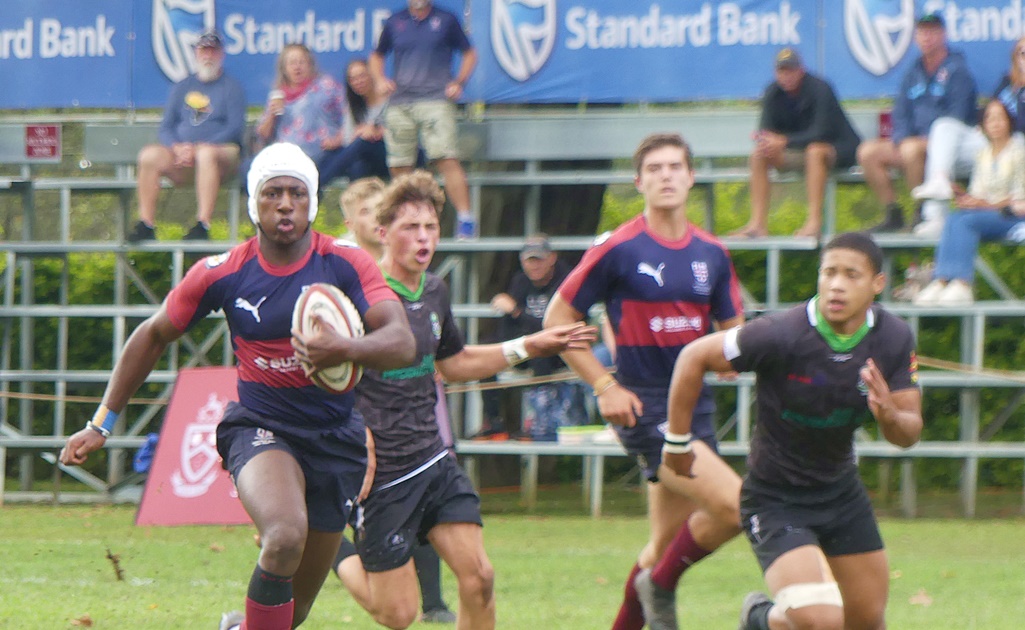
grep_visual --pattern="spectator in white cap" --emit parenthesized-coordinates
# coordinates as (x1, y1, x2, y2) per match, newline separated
(129, 29, 247, 242)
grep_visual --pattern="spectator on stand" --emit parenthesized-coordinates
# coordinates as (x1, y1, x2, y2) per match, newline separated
(371, 0, 479, 239)
(254, 44, 346, 175)
(914, 100, 1025, 306)
(490, 235, 588, 441)
(858, 12, 977, 236)
(910, 36, 1025, 234)
(317, 58, 392, 188)
(732, 48, 860, 239)
(129, 30, 245, 242)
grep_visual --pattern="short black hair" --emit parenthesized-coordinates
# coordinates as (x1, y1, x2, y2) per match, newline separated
(822, 231, 883, 274)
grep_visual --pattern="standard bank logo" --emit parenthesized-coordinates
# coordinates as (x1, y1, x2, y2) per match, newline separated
(152, 0, 216, 82)
(492, 0, 556, 81)
(844, 0, 915, 76)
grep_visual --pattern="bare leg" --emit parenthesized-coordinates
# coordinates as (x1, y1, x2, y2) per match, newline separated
(135, 144, 177, 225)
(796, 143, 837, 237)
(898, 136, 928, 190)
(738, 151, 773, 237)
(433, 158, 470, 213)
(193, 143, 240, 224)
(429, 522, 496, 630)
(856, 139, 900, 207)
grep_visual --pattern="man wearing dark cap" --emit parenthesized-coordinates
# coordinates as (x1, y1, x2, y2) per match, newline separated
(488, 235, 588, 440)
(129, 30, 246, 242)
(733, 48, 861, 238)
(857, 13, 977, 234)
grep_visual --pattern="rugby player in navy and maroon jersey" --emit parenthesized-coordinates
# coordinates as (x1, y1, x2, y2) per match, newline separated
(334, 170, 595, 630)
(663, 232, 923, 630)
(545, 133, 746, 630)
(60, 143, 416, 630)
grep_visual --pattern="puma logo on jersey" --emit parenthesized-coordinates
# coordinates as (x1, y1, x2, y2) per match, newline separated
(637, 262, 666, 287)
(234, 296, 267, 322)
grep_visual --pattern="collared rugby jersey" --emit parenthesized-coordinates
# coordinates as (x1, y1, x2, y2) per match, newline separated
(165, 232, 396, 439)
(557, 216, 743, 409)
(727, 301, 918, 488)
(356, 272, 464, 485)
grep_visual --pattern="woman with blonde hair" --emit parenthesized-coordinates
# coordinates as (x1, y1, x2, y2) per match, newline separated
(255, 44, 347, 164)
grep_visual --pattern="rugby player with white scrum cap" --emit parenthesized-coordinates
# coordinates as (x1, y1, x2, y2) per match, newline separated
(61, 142, 415, 630)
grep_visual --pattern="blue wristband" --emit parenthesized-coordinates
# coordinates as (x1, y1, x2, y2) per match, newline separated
(89, 405, 119, 437)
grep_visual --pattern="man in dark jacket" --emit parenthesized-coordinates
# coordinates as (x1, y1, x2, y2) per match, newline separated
(857, 13, 978, 234)
(733, 48, 861, 238)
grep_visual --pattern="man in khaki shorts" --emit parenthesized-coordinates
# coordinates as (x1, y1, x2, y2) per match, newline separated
(370, 0, 479, 239)
(732, 48, 861, 239)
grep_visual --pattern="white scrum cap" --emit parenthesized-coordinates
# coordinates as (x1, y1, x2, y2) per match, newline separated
(247, 142, 319, 224)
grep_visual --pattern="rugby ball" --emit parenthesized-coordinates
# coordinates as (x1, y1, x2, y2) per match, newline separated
(291, 283, 365, 393)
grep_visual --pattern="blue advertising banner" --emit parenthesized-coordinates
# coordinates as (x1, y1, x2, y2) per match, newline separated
(2, 1, 133, 108)
(1, 1, 1024, 109)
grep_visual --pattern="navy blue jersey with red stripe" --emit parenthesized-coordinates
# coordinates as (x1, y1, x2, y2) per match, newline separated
(558, 216, 743, 399)
(165, 232, 397, 439)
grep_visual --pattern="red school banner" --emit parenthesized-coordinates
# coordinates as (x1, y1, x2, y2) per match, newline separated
(136, 366, 250, 526)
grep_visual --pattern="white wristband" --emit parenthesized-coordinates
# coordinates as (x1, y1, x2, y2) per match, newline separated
(664, 432, 692, 445)
(501, 336, 529, 366)
(662, 442, 693, 455)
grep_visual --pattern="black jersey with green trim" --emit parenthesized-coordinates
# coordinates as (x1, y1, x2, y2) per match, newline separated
(726, 301, 918, 488)
(355, 272, 464, 485)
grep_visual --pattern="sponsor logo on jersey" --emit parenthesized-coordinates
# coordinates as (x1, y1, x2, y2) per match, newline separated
(492, 0, 556, 82)
(152, 0, 216, 83)
(254, 355, 304, 373)
(234, 295, 267, 322)
(637, 261, 666, 287)
(649, 315, 703, 334)
(844, 0, 914, 77)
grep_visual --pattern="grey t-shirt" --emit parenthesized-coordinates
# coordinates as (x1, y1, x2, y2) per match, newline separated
(355, 272, 464, 485)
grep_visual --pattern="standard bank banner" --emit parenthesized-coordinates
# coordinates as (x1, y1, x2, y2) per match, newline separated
(2, 0, 1024, 109)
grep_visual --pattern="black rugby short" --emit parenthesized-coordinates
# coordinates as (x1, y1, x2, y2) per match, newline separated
(740, 473, 884, 573)
(354, 454, 482, 572)
(217, 403, 365, 532)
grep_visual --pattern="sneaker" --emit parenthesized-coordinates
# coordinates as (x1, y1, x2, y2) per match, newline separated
(633, 568, 677, 630)
(218, 611, 244, 630)
(184, 221, 210, 241)
(912, 178, 954, 201)
(868, 202, 904, 233)
(737, 592, 772, 630)
(912, 218, 944, 239)
(455, 215, 478, 240)
(127, 220, 156, 243)
(936, 280, 974, 306)
(420, 607, 457, 624)
(913, 280, 947, 306)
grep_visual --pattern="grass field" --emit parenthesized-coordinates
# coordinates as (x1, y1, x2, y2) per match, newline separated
(2, 488, 1024, 629)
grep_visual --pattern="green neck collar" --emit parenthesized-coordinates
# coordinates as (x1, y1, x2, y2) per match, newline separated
(807, 296, 874, 352)
(384, 270, 425, 301)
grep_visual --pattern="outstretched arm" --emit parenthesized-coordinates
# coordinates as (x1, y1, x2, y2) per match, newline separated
(60, 305, 184, 465)
(435, 322, 596, 383)
(663, 331, 736, 478)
